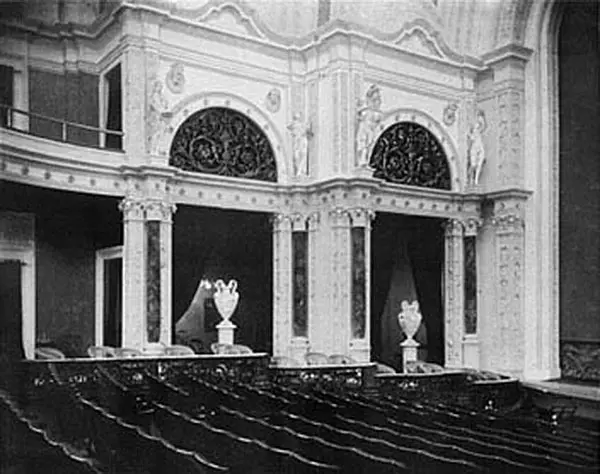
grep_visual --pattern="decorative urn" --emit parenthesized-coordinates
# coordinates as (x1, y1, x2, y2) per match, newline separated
(397, 300, 422, 344)
(213, 279, 239, 323)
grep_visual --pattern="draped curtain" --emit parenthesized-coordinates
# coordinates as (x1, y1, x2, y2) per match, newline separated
(0, 261, 25, 387)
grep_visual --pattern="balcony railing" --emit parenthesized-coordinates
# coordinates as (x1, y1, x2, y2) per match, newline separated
(0, 104, 124, 151)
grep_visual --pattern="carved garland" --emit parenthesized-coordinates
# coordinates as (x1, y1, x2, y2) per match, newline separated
(169, 107, 277, 182)
(370, 122, 451, 190)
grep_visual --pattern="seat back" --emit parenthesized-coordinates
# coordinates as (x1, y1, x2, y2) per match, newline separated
(87, 346, 116, 358)
(305, 352, 329, 366)
(165, 344, 195, 356)
(211, 343, 253, 355)
(328, 354, 357, 365)
(269, 356, 302, 368)
(114, 347, 142, 358)
(34, 346, 66, 360)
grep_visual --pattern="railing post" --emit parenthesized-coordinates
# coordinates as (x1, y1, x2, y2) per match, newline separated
(61, 122, 67, 142)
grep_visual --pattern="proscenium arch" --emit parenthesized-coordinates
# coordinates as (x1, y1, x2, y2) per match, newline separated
(370, 109, 460, 191)
(159, 92, 289, 183)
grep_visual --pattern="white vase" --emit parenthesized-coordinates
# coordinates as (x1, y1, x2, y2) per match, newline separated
(397, 300, 422, 343)
(213, 279, 239, 323)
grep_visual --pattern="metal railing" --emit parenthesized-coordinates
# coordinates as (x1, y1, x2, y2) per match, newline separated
(0, 103, 124, 151)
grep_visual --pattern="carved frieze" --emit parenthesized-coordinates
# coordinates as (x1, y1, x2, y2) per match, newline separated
(370, 121, 451, 190)
(169, 107, 277, 182)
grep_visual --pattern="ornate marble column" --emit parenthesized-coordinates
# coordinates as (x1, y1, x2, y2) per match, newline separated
(490, 202, 525, 377)
(348, 208, 375, 362)
(272, 214, 293, 357)
(329, 208, 352, 355)
(290, 213, 309, 361)
(444, 218, 465, 369)
(119, 197, 146, 350)
(462, 217, 482, 368)
(145, 200, 176, 346)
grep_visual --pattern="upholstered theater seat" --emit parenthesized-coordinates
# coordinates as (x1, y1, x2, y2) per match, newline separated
(327, 354, 357, 365)
(210, 343, 253, 355)
(164, 345, 195, 356)
(114, 347, 142, 358)
(34, 347, 66, 360)
(375, 363, 397, 374)
(305, 352, 329, 366)
(269, 356, 302, 368)
(87, 346, 116, 358)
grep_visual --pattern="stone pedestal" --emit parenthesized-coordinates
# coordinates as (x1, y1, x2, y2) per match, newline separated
(217, 320, 236, 345)
(401, 339, 420, 373)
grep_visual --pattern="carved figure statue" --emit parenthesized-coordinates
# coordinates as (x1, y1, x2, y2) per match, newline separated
(356, 84, 383, 167)
(287, 113, 312, 177)
(147, 80, 170, 154)
(467, 110, 486, 187)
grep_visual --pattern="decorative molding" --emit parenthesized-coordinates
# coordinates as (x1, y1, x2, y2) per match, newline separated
(463, 217, 483, 237)
(145, 201, 177, 222)
(165, 62, 186, 95)
(194, 2, 267, 40)
(442, 102, 458, 126)
(348, 208, 375, 228)
(265, 88, 281, 113)
(394, 25, 444, 59)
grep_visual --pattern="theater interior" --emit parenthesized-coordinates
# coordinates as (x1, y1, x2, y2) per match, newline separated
(0, 0, 599, 472)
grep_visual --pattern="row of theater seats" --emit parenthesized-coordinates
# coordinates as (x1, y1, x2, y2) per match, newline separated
(35, 343, 256, 360)
(11, 359, 596, 473)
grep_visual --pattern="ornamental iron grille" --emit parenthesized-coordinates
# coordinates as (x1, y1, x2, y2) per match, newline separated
(369, 121, 451, 190)
(169, 107, 277, 182)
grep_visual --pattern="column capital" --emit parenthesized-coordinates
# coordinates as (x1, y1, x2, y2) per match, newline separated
(443, 218, 464, 238)
(272, 213, 292, 232)
(291, 213, 307, 232)
(329, 207, 351, 227)
(307, 211, 321, 230)
(463, 217, 483, 237)
(119, 197, 145, 221)
(348, 208, 375, 228)
(492, 213, 524, 233)
(145, 200, 177, 222)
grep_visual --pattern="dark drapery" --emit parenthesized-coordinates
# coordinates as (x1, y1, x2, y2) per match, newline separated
(0, 261, 25, 385)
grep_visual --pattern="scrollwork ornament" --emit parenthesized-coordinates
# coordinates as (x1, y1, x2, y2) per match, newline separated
(169, 107, 277, 182)
(443, 102, 458, 126)
(463, 217, 483, 236)
(370, 122, 451, 190)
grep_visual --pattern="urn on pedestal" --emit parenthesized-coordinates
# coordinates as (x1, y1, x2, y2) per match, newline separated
(213, 279, 240, 345)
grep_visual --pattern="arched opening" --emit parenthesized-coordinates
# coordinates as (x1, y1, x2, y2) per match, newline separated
(369, 121, 451, 190)
(169, 107, 277, 182)
(370, 213, 445, 369)
(557, 2, 600, 380)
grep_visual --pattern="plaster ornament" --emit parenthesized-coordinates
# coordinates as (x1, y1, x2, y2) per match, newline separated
(265, 88, 281, 113)
(166, 62, 185, 94)
(443, 102, 458, 126)
(213, 279, 239, 323)
(397, 300, 422, 343)
(287, 112, 313, 177)
(355, 84, 383, 167)
(467, 110, 487, 187)
(146, 80, 171, 154)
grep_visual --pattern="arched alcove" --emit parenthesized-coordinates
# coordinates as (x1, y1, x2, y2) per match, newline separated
(169, 107, 278, 182)
(369, 121, 451, 190)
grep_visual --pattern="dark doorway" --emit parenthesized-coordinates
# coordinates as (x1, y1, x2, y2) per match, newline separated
(371, 213, 444, 370)
(104, 64, 122, 149)
(0, 261, 25, 363)
(172, 206, 273, 354)
(102, 257, 122, 347)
